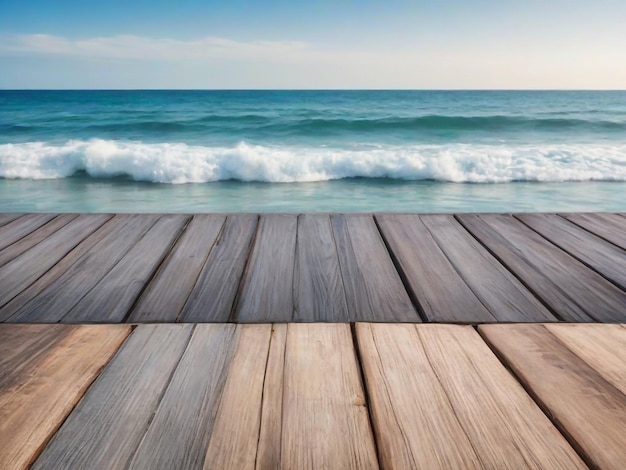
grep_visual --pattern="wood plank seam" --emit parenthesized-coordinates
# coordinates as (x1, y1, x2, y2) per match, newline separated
(228, 215, 261, 322)
(329, 215, 352, 316)
(556, 213, 626, 251)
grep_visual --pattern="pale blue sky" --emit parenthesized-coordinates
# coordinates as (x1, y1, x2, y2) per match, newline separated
(1, 0, 624, 88)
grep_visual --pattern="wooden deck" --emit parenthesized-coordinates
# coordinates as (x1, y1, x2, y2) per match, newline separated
(1, 323, 624, 469)
(0, 212, 625, 323)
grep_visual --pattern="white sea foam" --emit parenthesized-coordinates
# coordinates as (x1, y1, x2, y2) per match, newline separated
(1, 139, 625, 184)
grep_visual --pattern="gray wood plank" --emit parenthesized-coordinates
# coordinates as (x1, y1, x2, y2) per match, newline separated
(129, 215, 226, 322)
(63, 215, 189, 323)
(332, 214, 418, 322)
(0, 213, 24, 227)
(377, 214, 494, 322)
(7, 214, 160, 323)
(0, 214, 112, 312)
(33, 324, 194, 470)
(180, 214, 258, 322)
(0, 214, 76, 268)
(561, 212, 626, 250)
(458, 214, 626, 322)
(518, 213, 626, 290)
(421, 215, 556, 322)
(294, 214, 349, 322)
(129, 324, 238, 469)
(0, 213, 56, 252)
(235, 214, 296, 322)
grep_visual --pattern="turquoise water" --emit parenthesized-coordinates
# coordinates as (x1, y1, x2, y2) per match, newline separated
(1, 90, 625, 212)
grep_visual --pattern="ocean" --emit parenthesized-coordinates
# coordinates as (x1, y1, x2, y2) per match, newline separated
(1, 90, 625, 212)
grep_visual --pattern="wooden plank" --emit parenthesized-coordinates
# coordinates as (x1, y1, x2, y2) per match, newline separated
(33, 324, 193, 470)
(518, 213, 626, 289)
(0, 213, 24, 227)
(235, 214, 296, 322)
(129, 324, 238, 469)
(63, 215, 189, 323)
(0, 324, 131, 470)
(202, 325, 272, 470)
(0, 214, 112, 311)
(181, 214, 258, 322)
(480, 324, 626, 470)
(562, 212, 626, 249)
(0, 213, 56, 251)
(281, 324, 378, 469)
(7, 214, 160, 322)
(332, 215, 418, 322)
(129, 215, 226, 322)
(294, 214, 349, 321)
(0, 214, 77, 268)
(458, 213, 626, 322)
(422, 215, 556, 321)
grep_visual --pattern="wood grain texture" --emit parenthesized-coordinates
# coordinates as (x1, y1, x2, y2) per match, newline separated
(458, 213, 626, 322)
(129, 215, 225, 322)
(0, 213, 24, 227)
(0, 324, 131, 470)
(63, 214, 188, 322)
(480, 324, 626, 470)
(129, 324, 238, 469)
(7, 214, 160, 322)
(181, 214, 258, 322)
(0, 214, 76, 268)
(0, 213, 56, 252)
(235, 214, 296, 322)
(562, 212, 626, 249)
(294, 214, 349, 321)
(332, 215, 418, 322)
(0, 214, 112, 311)
(281, 323, 378, 469)
(518, 213, 626, 289)
(203, 325, 273, 470)
(33, 324, 193, 470)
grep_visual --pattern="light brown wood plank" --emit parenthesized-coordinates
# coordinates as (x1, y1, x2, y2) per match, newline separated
(181, 214, 258, 322)
(0, 214, 112, 311)
(63, 215, 189, 322)
(33, 324, 193, 470)
(203, 325, 273, 470)
(129, 324, 238, 469)
(129, 215, 226, 322)
(480, 324, 626, 470)
(281, 323, 378, 469)
(235, 214, 296, 322)
(294, 214, 349, 321)
(0, 324, 131, 470)
(562, 212, 626, 249)
(332, 214, 418, 322)
(0, 213, 56, 251)
(0, 214, 77, 268)
(518, 213, 626, 290)
(459, 213, 625, 322)
(0, 213, 24, 227)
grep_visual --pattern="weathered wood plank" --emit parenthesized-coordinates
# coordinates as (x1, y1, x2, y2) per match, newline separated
(480, 324, 626, 470)
(129, 215, 225, 322)
(422, 215, 556, 322)
(518, 213, 626, 289)
(64, 215, 189, 323)
(0, 214, 77, 268)
(458, 213, 626, 322)
(0, 324, 131, 470)
(0, 213, 24, 227)
(281, 323, 378, 469)
(6, 214, 160, 322)
(332, 215, 418, 322)
(181, 214, 258, 322)
(562, 212, 626, 249)
(0, 214, 112, 311)
(129, 324, 238, 469)
(294, 214, 349, 321)
(235, 214, 296, 322)
(33, 324, 193, 470)
(0, 213, 56, 252)
(203, 325, 272, 470)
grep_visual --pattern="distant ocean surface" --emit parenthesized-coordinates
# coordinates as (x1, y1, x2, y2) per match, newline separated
(1, 90, 625, 212)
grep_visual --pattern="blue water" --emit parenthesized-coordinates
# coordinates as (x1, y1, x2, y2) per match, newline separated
(1, 90, 625, 212)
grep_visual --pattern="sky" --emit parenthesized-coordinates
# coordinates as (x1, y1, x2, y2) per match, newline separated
(0, 0, 625, 89)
